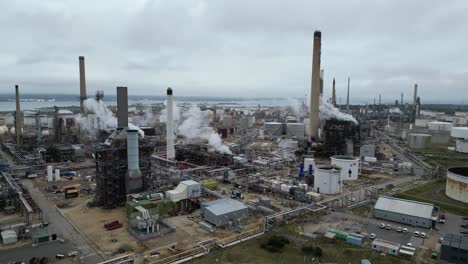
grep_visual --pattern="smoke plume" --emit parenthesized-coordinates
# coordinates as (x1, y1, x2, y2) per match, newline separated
(319, 98, 358, 124)
(178, 106, 232, 154)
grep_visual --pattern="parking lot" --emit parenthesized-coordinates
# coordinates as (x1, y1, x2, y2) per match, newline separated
(322, 212, 434, 249)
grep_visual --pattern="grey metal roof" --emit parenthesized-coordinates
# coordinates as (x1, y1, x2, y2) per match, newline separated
(372, 238, 401, 250)
(374, 196, 434, 219)
(202, 198, 247, 216)
(442, 233, 468, 250)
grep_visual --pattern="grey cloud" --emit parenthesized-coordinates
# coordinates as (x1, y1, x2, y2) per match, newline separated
(0, 0, 466, 103)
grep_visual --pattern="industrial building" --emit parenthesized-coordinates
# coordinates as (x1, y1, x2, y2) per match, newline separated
(373, 196, 437, 228)
(201, 198, 249, 228)
(440, 233, 468, 264)
(371, 238, 400, 255)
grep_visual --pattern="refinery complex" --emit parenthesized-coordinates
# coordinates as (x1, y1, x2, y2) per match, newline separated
(1, 30, 468, 264)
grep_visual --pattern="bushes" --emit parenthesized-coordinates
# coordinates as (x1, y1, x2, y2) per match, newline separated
(302, 244, 323, 257)
(261, 235, 290, 253)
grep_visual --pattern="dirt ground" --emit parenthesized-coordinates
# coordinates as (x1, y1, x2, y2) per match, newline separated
(64, 204, 146, 257)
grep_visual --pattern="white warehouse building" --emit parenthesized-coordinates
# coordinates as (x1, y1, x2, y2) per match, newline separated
(373, 196, 437, 229)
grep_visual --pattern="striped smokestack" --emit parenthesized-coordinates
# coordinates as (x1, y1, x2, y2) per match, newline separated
(309, 30, 321, 141)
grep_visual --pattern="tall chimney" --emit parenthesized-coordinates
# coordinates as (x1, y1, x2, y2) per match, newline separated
(331, 78, 336, 106)
(379, 94, 381, 105)
(319, 69, 324, 96)
(126, 129, 143, 194)
(116, 86, 128, 128)
(15, 85, 23, 145)
(413, 83, 418, 105)
(79, 56, 87, 114)
(401, 92, 403, 106)
(346, 77, 350, 113)
(166, 87, 175, 159)
(309, 30, 321, 141)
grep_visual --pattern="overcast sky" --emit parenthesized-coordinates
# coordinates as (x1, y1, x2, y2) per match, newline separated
(0, 0, 467, 103)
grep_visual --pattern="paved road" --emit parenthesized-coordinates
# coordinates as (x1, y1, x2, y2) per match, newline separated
(21, 179, 103, 264)
(0, 240, 74, 263)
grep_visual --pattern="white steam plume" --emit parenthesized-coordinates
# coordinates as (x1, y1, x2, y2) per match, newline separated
(389, 107, 402, 114)
(77, 98, 144, 137)
(289, 95, 358, 124)
(178, 106, 232, 154)
(319, 98, 358, 124)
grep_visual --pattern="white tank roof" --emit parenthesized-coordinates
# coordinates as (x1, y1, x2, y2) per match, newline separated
(451, 127, 468, 139)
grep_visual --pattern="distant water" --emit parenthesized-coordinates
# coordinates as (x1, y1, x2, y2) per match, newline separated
(0, 95, 291, 112)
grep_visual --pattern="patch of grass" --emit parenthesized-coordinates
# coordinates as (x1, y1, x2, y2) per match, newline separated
(394, 192, 468, 216)
(260, 235, 290, 253)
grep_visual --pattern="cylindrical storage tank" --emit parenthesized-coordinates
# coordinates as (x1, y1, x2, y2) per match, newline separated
(286, 123, 305, 138)
(304, 158, 315, 175)
(428, 121, 453, 132)
(222, 115, 233, 127)
(54, 169, 60, 181)
(451, 127, 468, 139)
(314, 165, 341, 194)
(453, 116, 467, 127)
(127, 130, 139, 171)
(414, 119, 430, 127)
(455, 139, 468, 153)
(430, 131, 450, 144)
(446, 167, 468, 203)
(331, 155, 360, 181)
(407, 133, 431, 149)
(47, 166, 53, 182)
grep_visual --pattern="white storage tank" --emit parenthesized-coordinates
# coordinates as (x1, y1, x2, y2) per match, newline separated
(304, 158, 315, 175)
(446, 167, 468, 203)
(428, 121, 453, 132)
(407, 133, 431, 149)
(414, 119, 430, 127)
(314, 165, 341, 194)
(54, 169, 60, 181)
(286, 123, 305, 138)
(453, 116, 467, 127)
(429, 131, 450, 144)
(47, 166, 53, 182)
(331, 155, 360, 181)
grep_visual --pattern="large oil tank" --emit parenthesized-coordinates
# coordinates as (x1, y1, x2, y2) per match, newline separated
(451, 127, 468, 153)
(446, 167, 468, 203)
(428, 121, 453, 132)
(286, 123, 305, 138)
(331, 155, 360, 181)
(407, 133, 431, 149)
(430, 131, 450, 144)
(314, 165, 341, 194)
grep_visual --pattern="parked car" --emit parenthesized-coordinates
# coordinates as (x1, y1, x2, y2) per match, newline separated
(439, 219, 446, 224)
(460, 224, 468, 229)
(396, 227, 402, 232)
(420, 232, 426, 238)
(414, 231, 420, 237)
(56, 254, 65, 259)
(407, 243, 413, 247)
(369, 233, 376, 239)
(68, 251, 78, 257)
(385, 224, 391, 230)
(402, 228, 408, 234)
(379, 223, 385, 228)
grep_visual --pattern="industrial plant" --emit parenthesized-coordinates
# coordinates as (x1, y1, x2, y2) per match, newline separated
(0, 29, 467, 264)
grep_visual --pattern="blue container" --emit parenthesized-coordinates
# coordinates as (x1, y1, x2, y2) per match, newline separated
(308, 164, 313, 176)
(299, 162, 304, 177)
(346, 235, 363, 246)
